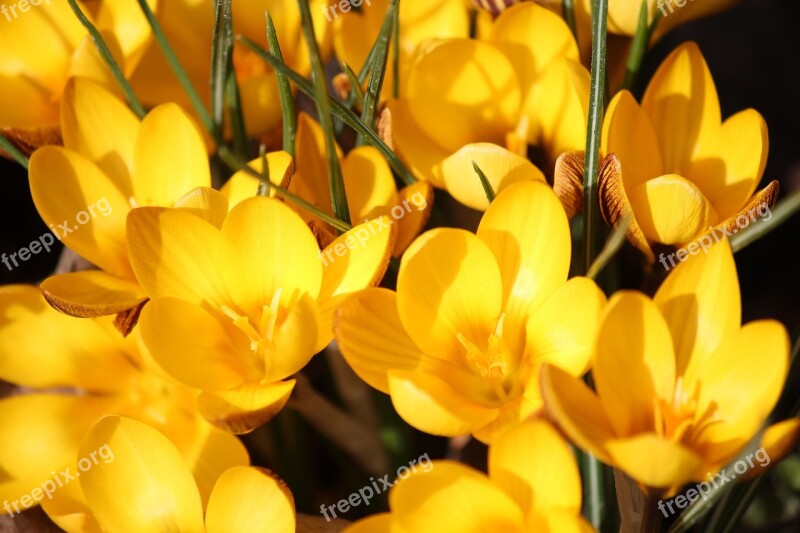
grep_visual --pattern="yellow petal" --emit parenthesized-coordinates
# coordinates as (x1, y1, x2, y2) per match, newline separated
(40, 270, 147, 319)
(0, 394, 118, 504)
(205, 466, 295, 533)
(489, 419, 581, 517)
(139, 297, 252, 391)
(654, 238, 740, 376)
(94, 0, 154, 62)
(594, 292, 676, 437)
(684, 320, 789, 456)
(343, 513, 395, 533)
(386, 99, 451, 187)
(61, 78, 139, 199)
(132, 103, 211, 206)
(8, 296, 124, 387)
(476, 181, 570, 323)
(69, 32, 126, 96)
(751, 419, 800, 476)
(489, 2, 579, 94)
(265, 292, 321, 382)
(685, 109, 769, 220)
(390, 461, 526, 532)
(220, 197, 323, 319)
(526, 276, 607, 377)
(220, 151, 294, 209)
(540, 364, 614, 463)
(471, 394, 543, 445)
(393, 181, 434, 256)
(317, 217, 395, 351)
(291, 112, 343, 216)
(342, 146, 399, 220)
(127, 206, 228, 306)
(605, 434, 703, 491)
(441, 143, 546, 211)
(628, 174, 718, 245)
(405, 39, 520, 152)
(601, 90, 663, 190)
(29, 146, 133, 278)
(173, 186, 230, 228)
(198, 380, 296, 435)
(397, 228, 502, 362)
(388, 370, 498, 437)
(238, 72, 283, 137)
(79, 416, 205, 533)
(641, 42, 721, 173)
(40, 478, 102, 533)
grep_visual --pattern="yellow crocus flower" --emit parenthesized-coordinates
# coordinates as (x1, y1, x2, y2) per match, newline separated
(541, 240, 799, 496)
(387, 2, 590, 210)
(28, 78, 215, 323)
(335, 181, 606, 443)
(599, 42, 777, 262)
(0, 286, 248, 528)
(127, 190, 395, 434)
(345, 419, 594, 532)
(74, 415, 294, 533)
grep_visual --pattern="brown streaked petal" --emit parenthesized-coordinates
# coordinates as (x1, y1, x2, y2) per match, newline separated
(113, 299, 148, 337)
(710, 180, 780, 238)
(40, 271, 148, 319)
(598, 153, 655, 262)
(197, 380, 296, 435)
(308, 220, 337, 250)
(1, 125, 62, 157)
(377, 105, 394, 151)
(553, 150, 585, 219)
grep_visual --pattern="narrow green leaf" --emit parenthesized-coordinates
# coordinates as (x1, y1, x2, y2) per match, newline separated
(341, 62, 366, 107)
(587, 215, 630, 280)
(267, 12, 298, 159)
(135, 0, 218, 141)
(237, 36, 417, 186)
(357, 0, 397, 146)
(256, 144, 270, 197)
(66, 0, 146, 118)
(297, 0, 350, 227)
(471, 161, 496, 203)
(0, 134, 29, 170)
(621, 0, 649, 91)
(218, 146, 351, 233)
(392, 7, 400, 98)
(562, 0, 579, 45)
(211, 0, 233, 132)
(730, 188, 800, 252)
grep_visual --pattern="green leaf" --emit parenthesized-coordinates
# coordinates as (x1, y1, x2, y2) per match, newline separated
(730, 188, 800, 252)
(211, 0, 248, 159)
(0, 134, 29, 170)
(267, 12, 298, 159)
(471, 161, 496, 203)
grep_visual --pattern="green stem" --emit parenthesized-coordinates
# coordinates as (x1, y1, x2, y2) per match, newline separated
(297, 0, 350, 226)
(267, 12, 298, 159)
(580, 450, 606, 528)
(562, 0, 579, 46)
(357, 0, 397, 146)
(581, 0, 610, 275)
(622, 0, 650, 91)
(135, 0, 217, 141)
(66, 0, 146, 118)
(238, 36, 417, 186)
(0, 134, 29, 170)
(392, 4, 400, 98)
(218, 146, 351, 233)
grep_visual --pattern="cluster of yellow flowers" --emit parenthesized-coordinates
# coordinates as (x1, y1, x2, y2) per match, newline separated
(0, 0, 797, 532)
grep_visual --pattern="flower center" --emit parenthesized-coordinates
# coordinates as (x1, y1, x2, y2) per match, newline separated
(219, 289, 283, 375)
(456, 313, 518, 403)
(653, 377, 718, 444)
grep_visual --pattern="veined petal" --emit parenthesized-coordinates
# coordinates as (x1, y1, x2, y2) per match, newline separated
(390, 461, 526, 532)
(265, 292, 321, 382)
(397, 228, 503, 362)
(342, 146, 399, 220)
(139, 297, 252, 391)
(685, 320, 788, 453)
(641, 42, 721, 173)
(61, 78, 139, 199)
(605, 434, 703, 491)
(198, 381, 296, 435)
(601, 91, 663, 190)
(388, 370, 498, 437)
(477, 181, 570, 324)
(526, 276, 607, 376)
(29, 146, 133, 278)
(317, 217, 395, 351)
(173, 187, 230, 229)
(393, 181, 434, 256)
(472, 394, 542, 444)
(540, 364, 614, 463)
(79, 416, 205, 533)
(594, 292, 676, 437)
(132, 103, 211, 207)
(685, 109, 769, 220)
(40, 270, 147, 319)
(220, 197, 323, 319)
(40, 478, 102, 533)
(205, 467, 295, 533)
(442, 143, 546, 211)
(654, 238, 740, 376)
(628, 174, 718, 245)
(405, 39, 520, 152)
(220, 151, 294, 209)
(127, 207, 228, 306)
